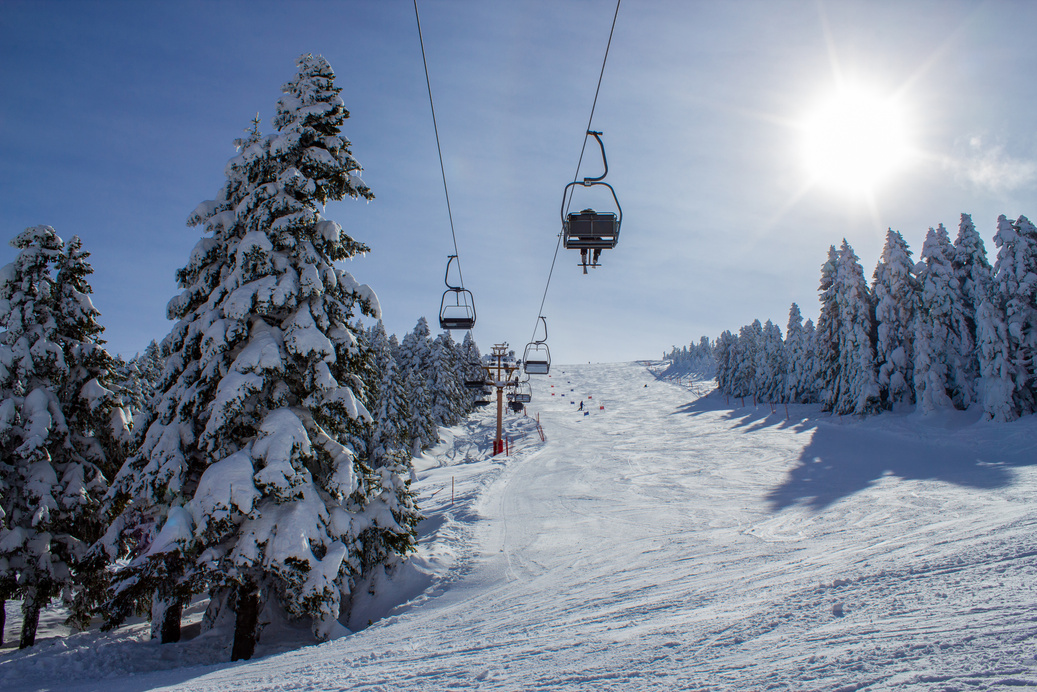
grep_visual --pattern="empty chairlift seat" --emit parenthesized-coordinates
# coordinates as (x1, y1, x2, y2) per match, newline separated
(439, 254, 477, 331)
(523, 316, 551, 375)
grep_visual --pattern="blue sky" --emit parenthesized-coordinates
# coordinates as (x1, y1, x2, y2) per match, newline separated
(2, 0, 1035, 364)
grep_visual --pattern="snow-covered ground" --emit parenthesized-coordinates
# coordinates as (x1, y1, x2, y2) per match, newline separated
(4, 361, 1037, 691)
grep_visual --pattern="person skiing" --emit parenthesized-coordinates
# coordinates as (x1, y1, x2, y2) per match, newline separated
(578, 400, 584, 411)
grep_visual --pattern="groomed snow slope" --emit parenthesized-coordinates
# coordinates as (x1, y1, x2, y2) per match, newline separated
(5, 361, 1037, 690)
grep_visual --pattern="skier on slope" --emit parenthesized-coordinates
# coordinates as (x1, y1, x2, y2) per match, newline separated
(578, 400, 584, 411)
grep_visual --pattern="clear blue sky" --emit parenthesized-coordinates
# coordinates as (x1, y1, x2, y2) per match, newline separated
(2, 1, 1035, 364)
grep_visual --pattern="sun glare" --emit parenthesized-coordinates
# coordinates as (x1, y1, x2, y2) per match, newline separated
(803, 86, 911, 195)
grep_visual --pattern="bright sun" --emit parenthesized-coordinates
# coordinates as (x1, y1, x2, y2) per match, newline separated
(803, 86, 911, 195)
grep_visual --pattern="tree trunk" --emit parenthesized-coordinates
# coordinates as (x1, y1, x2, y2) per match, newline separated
(230, 583, 261, 662)
(20, 597, 40, 649)
(0, 598, 6, 646)
(151, 594, 184, 643)
(161, 599, 183, 643)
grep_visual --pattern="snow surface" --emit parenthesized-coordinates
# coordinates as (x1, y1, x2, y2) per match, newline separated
(4, 361, 1037, 690)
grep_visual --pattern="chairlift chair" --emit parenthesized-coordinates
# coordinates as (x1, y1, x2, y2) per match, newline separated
(561, 131, 622, 273)
(523, 316, 551, 375)
(513, 380, 532, 403)
(439, 255, 476, 330)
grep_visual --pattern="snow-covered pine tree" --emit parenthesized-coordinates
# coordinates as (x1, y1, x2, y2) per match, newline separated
(983, 214, 1037, 417)
(976, 295, 1015, 421)
(784, 303, 811, 404)
(104, 55, 398, 660)
(358, 320, 419, 582)
(0, 226, 129, 648)
(399, 317, 437, 455)
(952, 213, 993, 407)
(713, 330, 737, 397)
(459, 331, 484, 410)
(913, 224, 971, 413)
(113, 340, 164, 438)
(429, 331, 466, 426)
(831, 240, 880, 415)
(731, 320, 761, 404)
(756, 320, 785, 404)
(871, 228, 918, 409)
(801, 318, 817, 403)
(814, 246, 841, 411)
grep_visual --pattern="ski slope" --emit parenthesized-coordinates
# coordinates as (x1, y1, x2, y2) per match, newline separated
(4, 361, 1037, 690)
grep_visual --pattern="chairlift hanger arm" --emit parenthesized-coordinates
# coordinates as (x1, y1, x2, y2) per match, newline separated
(582, 131, 608, 183)
(444, 254, 461, 290)
(536, 315, 548, 344)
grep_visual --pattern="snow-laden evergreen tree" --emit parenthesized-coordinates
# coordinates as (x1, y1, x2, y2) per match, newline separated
(976, 295, 1015, 421)
(398, 317, 437, 455)
(731, 320, 761, 402)
(952, 213, 993, 405)
(114, 339, 164, 437)
(664, 337, 716, 379)
(982, 214, 1037, 417)
(103, 55, 403, 660)
(714, 330, 737, 397)
(871, 229, 918, 409)
(755, 320, 785, 403)
(829, 240, 880, 415)
(913, 224, 971, 412)
(814, 246, 841, 410)
(0, 226, 129, 648)
(429, 331, 467, 426)
(801, 318, 817, 403)
(783, 303, 812, 404)
(459, 331, 484, 409)
(358, 321, 419, 581)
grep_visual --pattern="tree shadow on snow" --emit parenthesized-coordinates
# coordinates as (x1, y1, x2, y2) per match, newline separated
(674, 392, 809, 432)
(767, 413, 1037, 511)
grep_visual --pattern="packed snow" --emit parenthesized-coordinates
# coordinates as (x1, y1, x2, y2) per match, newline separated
(3, 361, 1037, 690)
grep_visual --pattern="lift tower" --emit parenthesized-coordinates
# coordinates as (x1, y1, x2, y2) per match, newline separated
(474, 343, 520, 455)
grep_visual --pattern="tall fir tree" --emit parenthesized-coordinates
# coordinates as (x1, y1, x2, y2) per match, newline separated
(714, 330, 737, 397)
(984, 214, 1037, 417)
(731, 320, 761, 402)
(459, 331, 484, 410)
(783, 303, 812, 404)
(104, 55, 407, 660)
(976, 295, 1015, 421)
(952, 213, 993, 405)
(429, 332, 467, 426)
(814, 246, 841, 411)
(871, 229, 918, 408)
(357, 321, 419, 586)
(801, 318, 817, 403)
(399, 317, 437, 455)
(0, 227, 129, 648)
(756, 319, 785, 404)
(830, 240, 880, 415)
(913, 224, 971, 412)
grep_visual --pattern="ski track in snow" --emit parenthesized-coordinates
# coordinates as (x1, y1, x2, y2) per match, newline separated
(4, 362, 1037, 690)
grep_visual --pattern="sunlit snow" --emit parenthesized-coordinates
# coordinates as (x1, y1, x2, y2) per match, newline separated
(3, 362, 1037, 690)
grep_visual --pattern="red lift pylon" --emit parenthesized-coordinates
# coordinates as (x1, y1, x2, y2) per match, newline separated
(474, 343, 521, 456)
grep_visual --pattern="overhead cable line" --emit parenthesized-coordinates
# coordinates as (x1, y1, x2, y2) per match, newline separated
(414, 0, 466, 289)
